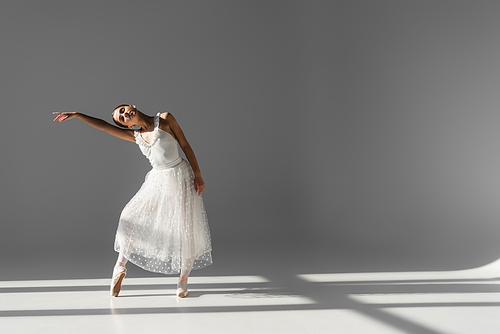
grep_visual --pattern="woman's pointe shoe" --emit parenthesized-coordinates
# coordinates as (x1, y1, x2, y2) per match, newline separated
(176, 276, 188, 298)
(176, 287, 188, 298)
(110, 265, 127, 297)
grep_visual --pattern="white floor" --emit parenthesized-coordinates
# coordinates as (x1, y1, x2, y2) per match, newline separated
(2, 261, 500, 334)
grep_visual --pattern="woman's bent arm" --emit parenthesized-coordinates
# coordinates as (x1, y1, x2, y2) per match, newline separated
(53, 112, 135, 142)
(182, 143, 205, 195)
(160, 113, 205, 195)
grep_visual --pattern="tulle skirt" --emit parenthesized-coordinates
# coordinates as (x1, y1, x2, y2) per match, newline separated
(114, 159, 213, 274)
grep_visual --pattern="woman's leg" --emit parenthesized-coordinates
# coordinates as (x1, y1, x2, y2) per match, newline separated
(111, 252, 128, 297)
(116, 252, 128, 267)
(177, 247, 194, 297)
(177, 260, 193, 289)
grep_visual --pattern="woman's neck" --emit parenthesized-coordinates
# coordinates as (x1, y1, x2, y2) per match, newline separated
(135, 112, 154, 130)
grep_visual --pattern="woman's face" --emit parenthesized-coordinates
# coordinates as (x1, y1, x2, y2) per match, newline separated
(113, 105, 137, 128)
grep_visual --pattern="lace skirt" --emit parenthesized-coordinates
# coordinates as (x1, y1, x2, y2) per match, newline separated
(114, 159, 213, 274)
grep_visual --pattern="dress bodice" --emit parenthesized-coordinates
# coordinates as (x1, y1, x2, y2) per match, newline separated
(134, 113, 182, 169)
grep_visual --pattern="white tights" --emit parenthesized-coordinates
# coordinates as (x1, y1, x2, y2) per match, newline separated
(115, 252, 193, 289)
(116, 253, 128, 266)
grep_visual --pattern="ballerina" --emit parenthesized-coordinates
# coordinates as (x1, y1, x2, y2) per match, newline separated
(53, 105, 213, 298)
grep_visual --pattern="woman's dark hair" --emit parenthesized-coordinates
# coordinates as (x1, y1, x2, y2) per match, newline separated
(112, 104, 130, 128)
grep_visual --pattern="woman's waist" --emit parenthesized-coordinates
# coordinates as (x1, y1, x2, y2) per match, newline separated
(150, 156, 184, 170)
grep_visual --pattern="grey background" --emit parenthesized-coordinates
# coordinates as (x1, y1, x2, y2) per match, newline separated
(2, 0, 500, 280)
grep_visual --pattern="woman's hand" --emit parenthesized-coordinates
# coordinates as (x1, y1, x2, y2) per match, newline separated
(194, 175, 205, 196)
(53, 112, 79, 122)
(52, 112, 136, 142)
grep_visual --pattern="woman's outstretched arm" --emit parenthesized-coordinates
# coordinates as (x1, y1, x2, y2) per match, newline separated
(53, 112, 135, 142)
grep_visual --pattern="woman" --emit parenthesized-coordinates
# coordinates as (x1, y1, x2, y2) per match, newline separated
(53, 105, 213, 298)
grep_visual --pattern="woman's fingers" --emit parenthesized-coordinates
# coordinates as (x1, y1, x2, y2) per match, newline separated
(196, 183, 205, 195)
(52, 113, 70, 122)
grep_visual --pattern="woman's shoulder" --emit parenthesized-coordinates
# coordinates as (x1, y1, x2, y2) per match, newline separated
(158, 111, 172, 119)
(156, 112, 167, 127)
(158, 111, 178, 126)
(157, 112, 179, 134)
(157, 112, 179, 141)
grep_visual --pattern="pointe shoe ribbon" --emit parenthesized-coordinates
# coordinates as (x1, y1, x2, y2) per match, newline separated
(176, 277, 188, 298)
(110, 266, 127, 297)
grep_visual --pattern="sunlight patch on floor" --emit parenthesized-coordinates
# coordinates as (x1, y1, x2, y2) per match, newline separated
(298, 258, 500, 283)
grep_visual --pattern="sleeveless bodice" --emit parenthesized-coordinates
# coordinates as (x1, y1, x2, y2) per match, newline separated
(134, 113, 182, 169)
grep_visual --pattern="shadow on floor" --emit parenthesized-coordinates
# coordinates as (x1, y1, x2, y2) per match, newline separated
(3, 261, 500, 334)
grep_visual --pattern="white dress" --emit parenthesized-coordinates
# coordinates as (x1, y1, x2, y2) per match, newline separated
(114, 113, 213, 274)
